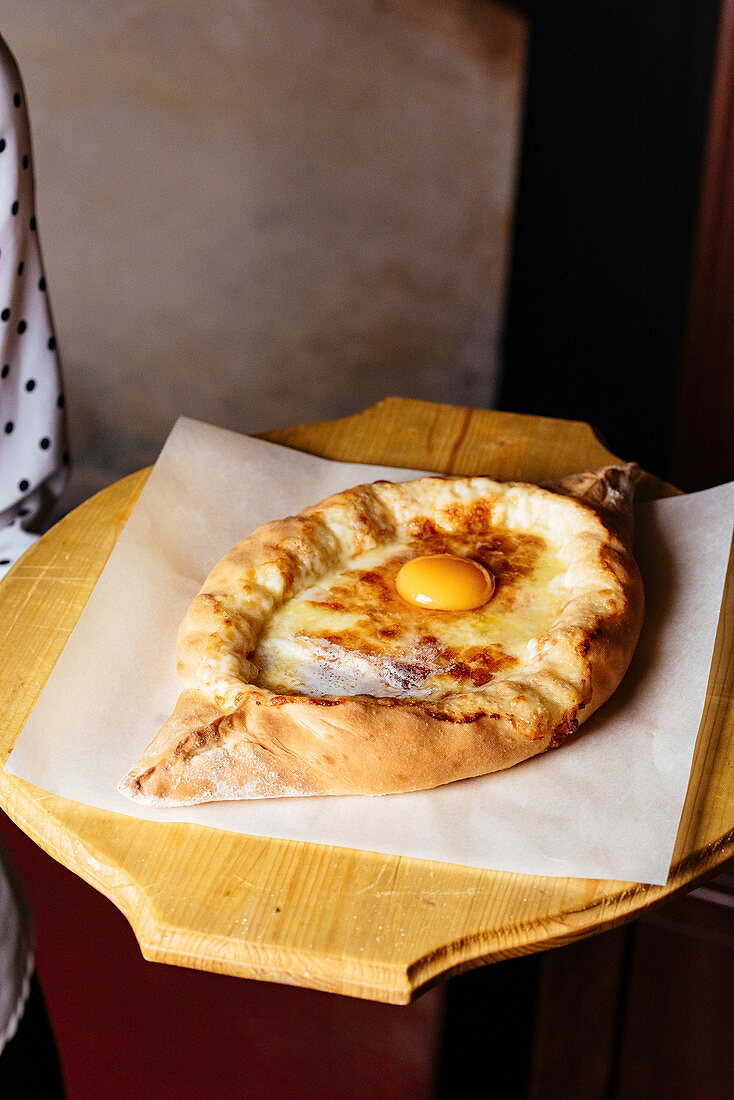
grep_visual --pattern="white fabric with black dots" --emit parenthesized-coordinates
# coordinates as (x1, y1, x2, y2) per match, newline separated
(0, 36, 68, 1056)
(0, 38, 67, 580)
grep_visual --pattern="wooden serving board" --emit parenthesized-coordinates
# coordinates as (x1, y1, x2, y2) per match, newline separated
(0, 398, 732, 1005)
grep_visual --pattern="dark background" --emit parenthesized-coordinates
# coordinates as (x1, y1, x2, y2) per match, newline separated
(501, 0, 722, 483)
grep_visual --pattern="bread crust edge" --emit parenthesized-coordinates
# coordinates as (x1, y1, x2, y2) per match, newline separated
(118, 464, 644, 805)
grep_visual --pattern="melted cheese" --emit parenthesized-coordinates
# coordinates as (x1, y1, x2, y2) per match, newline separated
(254, 533, 571, 702)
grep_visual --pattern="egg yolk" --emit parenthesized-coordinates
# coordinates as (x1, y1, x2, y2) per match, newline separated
(395, 554, 495, 611)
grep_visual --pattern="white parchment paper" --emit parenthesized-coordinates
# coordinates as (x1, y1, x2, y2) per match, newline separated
(6, 417, 734, 884)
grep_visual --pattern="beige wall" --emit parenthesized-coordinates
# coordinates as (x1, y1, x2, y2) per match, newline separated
(0, 0, 526, 508)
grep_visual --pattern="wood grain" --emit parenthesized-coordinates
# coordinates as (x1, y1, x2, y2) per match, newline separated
(0, 398, 730, 1004)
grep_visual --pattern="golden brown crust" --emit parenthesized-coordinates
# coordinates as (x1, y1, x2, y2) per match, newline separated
(118, 465, 644, 805)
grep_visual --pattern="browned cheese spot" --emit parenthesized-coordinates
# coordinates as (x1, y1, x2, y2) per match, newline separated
(295, 507, 549, 692)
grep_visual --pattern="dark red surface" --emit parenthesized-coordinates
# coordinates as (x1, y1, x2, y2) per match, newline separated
(0, 811, 444, 1099)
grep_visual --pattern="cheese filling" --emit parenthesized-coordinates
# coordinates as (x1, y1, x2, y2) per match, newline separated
(254, 533, 572, 702)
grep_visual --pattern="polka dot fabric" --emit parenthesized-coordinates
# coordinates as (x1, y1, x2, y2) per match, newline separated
(0, 36, 67, 1058)
(0, 37, 67, 582)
